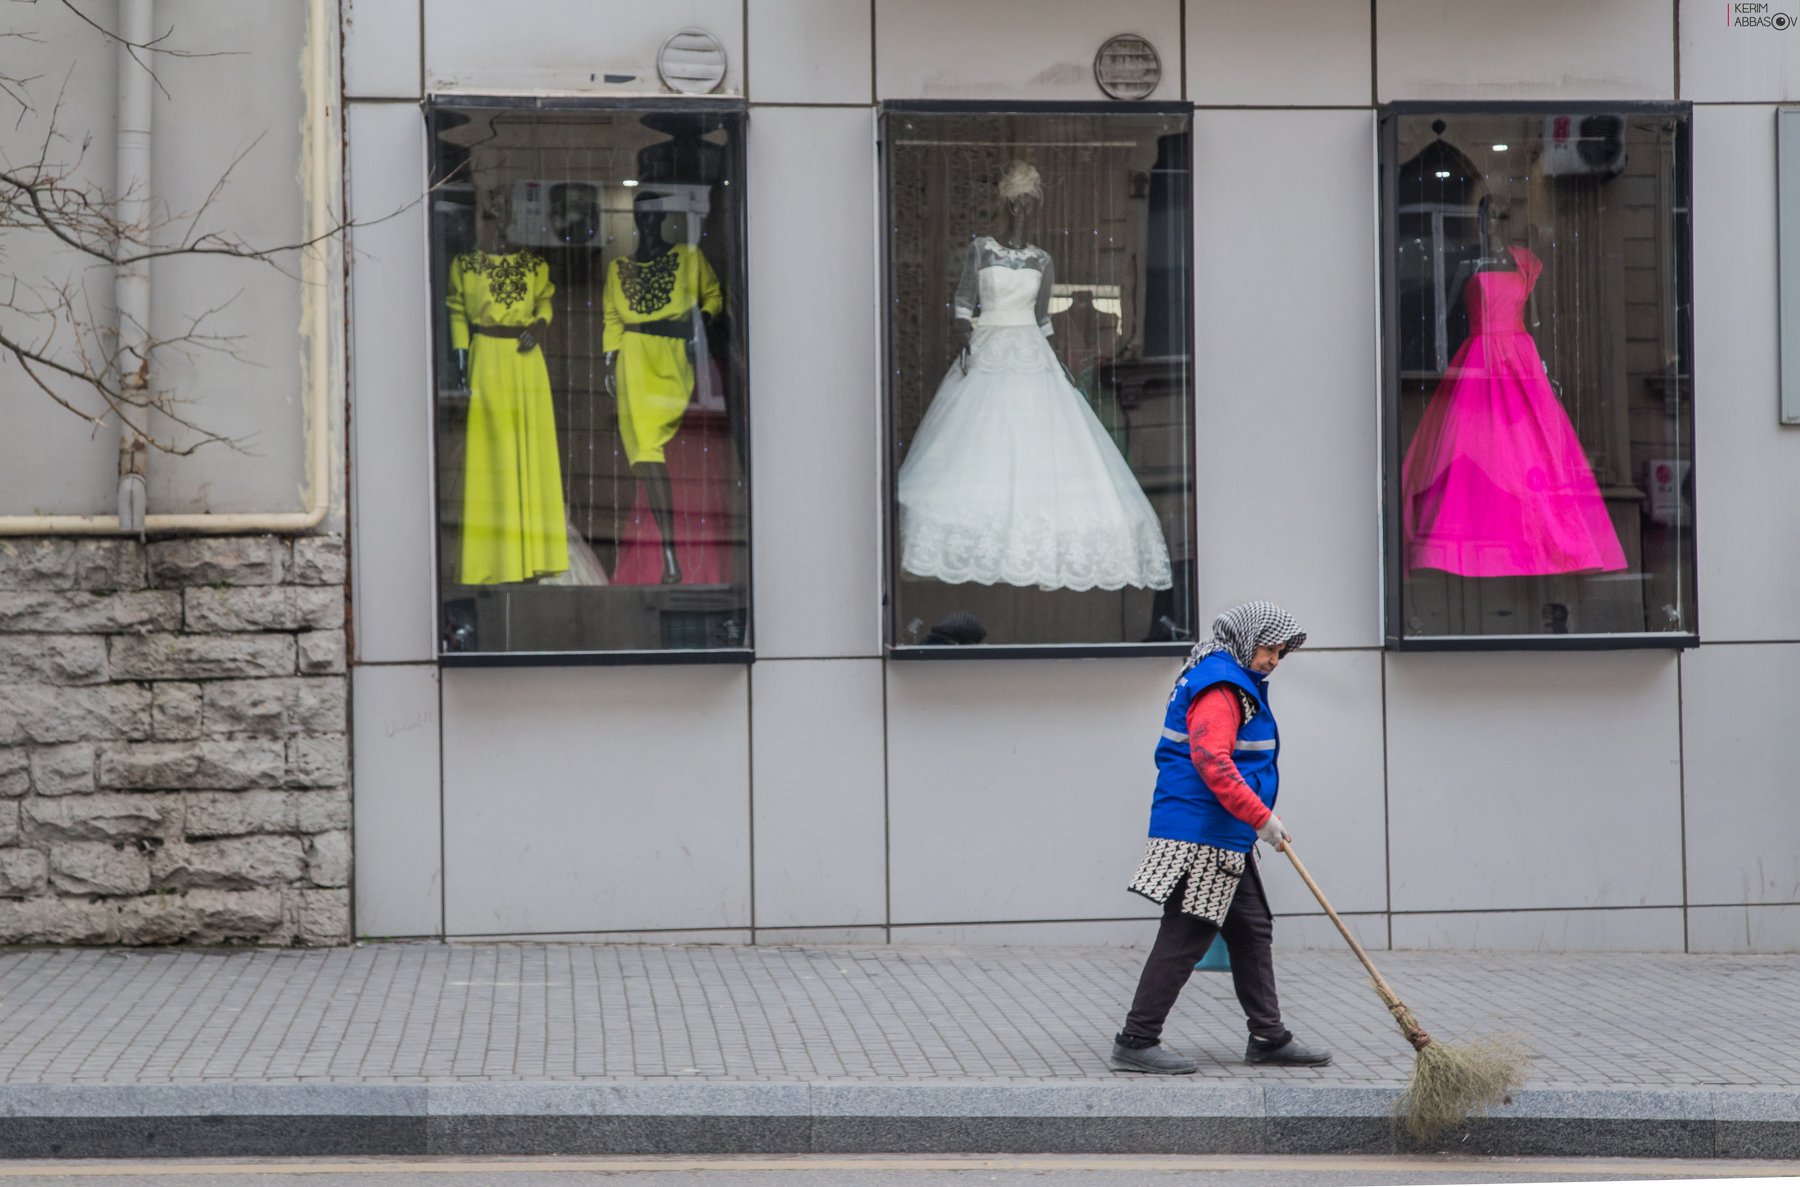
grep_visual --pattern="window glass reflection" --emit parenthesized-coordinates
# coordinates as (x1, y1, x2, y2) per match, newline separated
(429, 102, 749, 657)
(883, 107, 1197, 651)
(1385, 107, 1694, 643)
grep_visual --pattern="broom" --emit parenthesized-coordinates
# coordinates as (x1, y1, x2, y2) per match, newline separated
(1277, 838, 1530, 1140)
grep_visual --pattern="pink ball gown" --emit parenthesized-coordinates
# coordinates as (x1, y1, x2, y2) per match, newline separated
(1400, 245, 1627, 577)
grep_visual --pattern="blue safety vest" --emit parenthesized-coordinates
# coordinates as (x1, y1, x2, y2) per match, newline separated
(1146, 652, 1278, 852)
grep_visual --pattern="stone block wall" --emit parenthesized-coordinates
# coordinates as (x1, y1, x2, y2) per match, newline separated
(0, 535, 350, 945)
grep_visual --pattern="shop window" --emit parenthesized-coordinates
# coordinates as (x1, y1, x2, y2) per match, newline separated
(880, 103, 1197, 655)
(426, 99, 749, 661)
(1380, 104, 1695, 648)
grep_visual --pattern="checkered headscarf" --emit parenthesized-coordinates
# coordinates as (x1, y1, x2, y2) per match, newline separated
(1182, 601, 1306, 674)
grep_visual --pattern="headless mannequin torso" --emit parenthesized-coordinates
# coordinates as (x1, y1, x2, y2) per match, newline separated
(1448, 194, 1539, 337)
(454, 189, 545, 389)
(955, 191, 1039, 362)
(603, 201, 712, 585)
(952, 185, 1078, 385)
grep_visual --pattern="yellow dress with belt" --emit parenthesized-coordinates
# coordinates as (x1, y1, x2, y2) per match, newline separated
(446, 250, 570, 585)
(602, 244, 723, 465)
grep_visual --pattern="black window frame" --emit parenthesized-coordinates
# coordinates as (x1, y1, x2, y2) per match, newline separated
(424, 93, 754, 668)
(878, 99, 1200, 661)
(1378, 100, 1699, 652)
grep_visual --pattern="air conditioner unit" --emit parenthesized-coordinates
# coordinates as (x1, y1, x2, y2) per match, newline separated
(1541, 114, 1627, 178)
(506, 179, 602, 247)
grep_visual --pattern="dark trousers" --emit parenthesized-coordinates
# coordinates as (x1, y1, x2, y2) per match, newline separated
(1121, 854, 1285, 1043)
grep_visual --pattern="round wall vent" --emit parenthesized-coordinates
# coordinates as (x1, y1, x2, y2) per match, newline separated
(1093, 34, 1160, 101)
(658, 28, 728, 95)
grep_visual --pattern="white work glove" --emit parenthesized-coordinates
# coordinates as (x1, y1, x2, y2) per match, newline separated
(1256, 813, 1290, 850)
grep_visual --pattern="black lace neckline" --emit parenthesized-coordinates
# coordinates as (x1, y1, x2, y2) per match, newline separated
(617, 247, 682, 315)
(458, 250, 542, 307)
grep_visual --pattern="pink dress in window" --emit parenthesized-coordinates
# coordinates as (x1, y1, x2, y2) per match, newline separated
(1401, 245, 1627, 577)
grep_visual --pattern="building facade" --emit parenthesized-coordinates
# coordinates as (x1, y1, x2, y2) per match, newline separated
(2, 0, 1797, 952)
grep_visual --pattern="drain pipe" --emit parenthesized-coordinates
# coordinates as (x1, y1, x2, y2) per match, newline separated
(114, 0, 153, 536)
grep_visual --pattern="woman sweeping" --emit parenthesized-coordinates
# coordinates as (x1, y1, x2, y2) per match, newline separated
(1111, 600, 1332, 1074)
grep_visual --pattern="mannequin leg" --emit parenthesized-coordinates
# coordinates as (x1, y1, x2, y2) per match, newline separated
(633, 462, 681, 585)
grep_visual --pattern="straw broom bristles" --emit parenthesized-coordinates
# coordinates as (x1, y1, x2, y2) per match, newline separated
(1398, 1029, 1530, 1140)
(1278, 842, 1532, 1140)
(1380, 998, 1530, 1140)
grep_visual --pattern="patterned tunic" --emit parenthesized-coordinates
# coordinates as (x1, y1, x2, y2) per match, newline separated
(1127, 838, 1252, 926)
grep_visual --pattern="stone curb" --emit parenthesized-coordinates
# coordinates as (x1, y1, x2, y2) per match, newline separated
(0, 1083, 1793, 1159)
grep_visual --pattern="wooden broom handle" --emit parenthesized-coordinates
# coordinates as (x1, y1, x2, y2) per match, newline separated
(1277, 839, 1432, 1050)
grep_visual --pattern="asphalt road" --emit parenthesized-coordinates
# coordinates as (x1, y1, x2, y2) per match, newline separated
(0, 1155, 1791, 1185)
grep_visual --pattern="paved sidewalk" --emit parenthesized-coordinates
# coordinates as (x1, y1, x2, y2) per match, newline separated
(0, 943, 1795, 1158)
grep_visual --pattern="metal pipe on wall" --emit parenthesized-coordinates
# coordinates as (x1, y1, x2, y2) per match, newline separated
(0, 0, 338, 536)
(114, 0, 153, 535)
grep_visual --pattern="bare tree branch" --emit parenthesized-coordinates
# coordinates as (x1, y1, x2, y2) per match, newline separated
(54, 0, 242, 105)
(0, 6, 435, 455)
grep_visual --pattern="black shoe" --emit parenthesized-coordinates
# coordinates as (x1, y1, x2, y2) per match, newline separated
(1110, 1040, 1197, 1075)
(1245, 1032, 1332, 1067)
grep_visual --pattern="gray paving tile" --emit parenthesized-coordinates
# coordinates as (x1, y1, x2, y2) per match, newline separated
(0, 944, 1792, 1105)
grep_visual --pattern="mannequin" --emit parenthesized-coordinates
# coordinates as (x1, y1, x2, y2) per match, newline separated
(454, 188, 547, 391)
(1441, 195, 1538, 354)
(953, 173, 1042, 369)
(602, 189, 723, 585)
(1399, 192, 1626, 577)
(1474, 194, 1515, 269)
(895, 161, 1172, 592)
(446, 184, 569, 585)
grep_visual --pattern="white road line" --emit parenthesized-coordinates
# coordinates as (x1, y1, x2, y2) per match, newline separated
(0, 1155, 1793, 1178)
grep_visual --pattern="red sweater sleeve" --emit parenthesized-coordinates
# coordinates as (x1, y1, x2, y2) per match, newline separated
(1186, 686, 1273, 829)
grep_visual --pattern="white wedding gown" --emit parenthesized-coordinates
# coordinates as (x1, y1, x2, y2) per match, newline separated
(896, 238, 1173, 592)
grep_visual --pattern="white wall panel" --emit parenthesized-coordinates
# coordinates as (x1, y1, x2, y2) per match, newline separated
(425, 0, 745, 95)
(348, 103, 436, 664)
(318, 0, 1800, 955)
(0, 5, 119, 516)
(150, 1, 323, 516)
(886, 658, 1179, 925)
(1192, 110, 1381, 650)
(1681, 644, 1800, 907)
(1272, 912, 1390, 951)
(1186, 0, 1370, 107)
(352, 663, 442, 937)
(747, 0, 871, 105)
(755, 927, 887, 944)
(751, 659, 887, 928)
(748, 108, 881, 658)
(1691, 105, 1800, 643)
(1376, 0, 1674, 102)
(456, 929, 752, 944)
(891, 919, 1154, 947)
(1679, 0, 1800, 101)
(1259, 650, 1388, 917)
(1385, 651, 1683, 913)
(440, 666, 751, 936)
(1688, 905, 1800, 953)
(875, 0, 1181, 101)
(345, 0, 422, 98)
(1391, 908, 1685, 953)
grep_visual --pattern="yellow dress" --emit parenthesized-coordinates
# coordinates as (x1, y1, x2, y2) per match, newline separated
(446, 250, 570, 585)
(602, 244, 724, 465)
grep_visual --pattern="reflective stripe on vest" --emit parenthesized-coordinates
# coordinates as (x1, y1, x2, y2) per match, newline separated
(1145, 653, 1280, 852)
